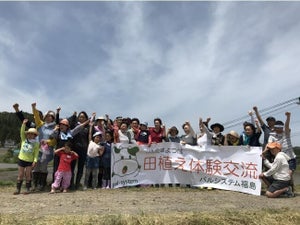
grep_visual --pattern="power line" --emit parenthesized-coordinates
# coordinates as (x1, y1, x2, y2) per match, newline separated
(223, 97, 300, 129)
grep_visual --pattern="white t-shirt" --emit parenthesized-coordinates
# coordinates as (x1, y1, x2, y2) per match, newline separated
(263, 152, 291, 181)
(87, 141, 101, 158)
(268, 132, 296, 159)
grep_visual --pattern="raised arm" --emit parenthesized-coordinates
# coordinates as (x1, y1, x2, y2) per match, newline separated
(249, 110, 255, 127)
(31, 102, 44, 129)
(255, 119, 262, 133)
(285, 112, 291, 135)
(253, 106, 265, 127)
(88, 113, 96, 142)
(20, 119, 27, 141)
(56, 107, 61, 124)
(13, 103, 34, 128)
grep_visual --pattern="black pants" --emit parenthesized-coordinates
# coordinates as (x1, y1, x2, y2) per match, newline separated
(70, 149, 87, 188)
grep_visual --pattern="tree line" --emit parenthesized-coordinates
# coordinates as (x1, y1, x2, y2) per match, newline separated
(0, 111, 34, 147)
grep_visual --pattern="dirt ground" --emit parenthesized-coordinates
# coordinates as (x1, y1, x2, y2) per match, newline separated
(0, 168, 299, 216)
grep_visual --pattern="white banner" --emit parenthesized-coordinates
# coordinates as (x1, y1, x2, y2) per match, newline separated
(111, 142, 262, 196)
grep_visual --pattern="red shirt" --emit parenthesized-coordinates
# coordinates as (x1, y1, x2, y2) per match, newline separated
(149, 127, 164, 143)
(56, 151, 78, 172)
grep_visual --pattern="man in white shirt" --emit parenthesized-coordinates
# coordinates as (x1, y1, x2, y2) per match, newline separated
(259, 142, 294, 198)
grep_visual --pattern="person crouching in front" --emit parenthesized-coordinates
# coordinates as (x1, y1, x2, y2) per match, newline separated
(259, 142, 294, 198)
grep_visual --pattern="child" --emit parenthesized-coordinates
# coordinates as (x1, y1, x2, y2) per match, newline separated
(83, 131, 103, 190)
(14, 119, 39, 195)
(50, 141, 78, 193)
(100, 131, 113, 189)
(136, 122, 151, 145)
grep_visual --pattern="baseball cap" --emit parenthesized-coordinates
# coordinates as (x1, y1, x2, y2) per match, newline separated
(266, 142, 282, 150)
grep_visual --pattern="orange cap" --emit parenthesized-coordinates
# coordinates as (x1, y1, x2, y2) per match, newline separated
(266, 142, 282, 150)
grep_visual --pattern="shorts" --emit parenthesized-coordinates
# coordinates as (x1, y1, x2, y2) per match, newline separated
(18, 159, 33, 167)
(288, 158, 297, 171)
(86, 156, 100, 169)
(265, 176, 290, 193)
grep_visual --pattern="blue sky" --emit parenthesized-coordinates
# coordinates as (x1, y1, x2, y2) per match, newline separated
(1, 1, 300, 146)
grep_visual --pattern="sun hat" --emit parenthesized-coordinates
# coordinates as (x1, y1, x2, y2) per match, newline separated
(96, 116, 106, 121)
(25, 128, 39, 136)
(44, 110, 56, 120)
(93, 131, 102, 137)
(210, 123, 224, 132)
(266, 142, 282, 150)
(228, 130, 239, 139)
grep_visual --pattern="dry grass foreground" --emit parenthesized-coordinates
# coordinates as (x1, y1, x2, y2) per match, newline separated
(0, 185, 299, 225)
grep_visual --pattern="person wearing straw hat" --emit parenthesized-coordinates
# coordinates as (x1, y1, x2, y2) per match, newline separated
(259, 142, 294, 198)
(13, 119, 39, 195)
(224, 130, 240, 146)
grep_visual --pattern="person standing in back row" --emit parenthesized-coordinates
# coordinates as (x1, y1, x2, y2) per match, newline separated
(253, 106, 276, 148)
(149, 118, 166, 145)
(267, 112, 297, 191)
(31, 102, 57, 191)
(70, 111, 91, 190)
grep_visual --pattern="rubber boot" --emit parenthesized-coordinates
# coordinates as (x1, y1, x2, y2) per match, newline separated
(75, 174, 83, 190)
(83, 169, 91, 190)
(92, 169, 98, 189)
(13, 180, 23, 195)
(290, 177, 295, 192)
(39, 173, 48, 191)
(97, 170, 103, 188)
(102, 179, 107, 189)
(24, 181, 31, 195)
(106, 180, 111, 189)
(32, 172, 40, 191)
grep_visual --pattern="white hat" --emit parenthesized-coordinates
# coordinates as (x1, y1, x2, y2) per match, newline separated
(140, 122, 148, 127)
(44, 110, 55, 120)
(96, 116, 106, 121)
(93, 131, 102, 137)
(25, 128, 39, 136)
(228, 130, 239, 139)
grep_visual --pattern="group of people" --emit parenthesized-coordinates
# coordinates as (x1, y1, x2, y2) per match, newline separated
(12, 103, 297, 198)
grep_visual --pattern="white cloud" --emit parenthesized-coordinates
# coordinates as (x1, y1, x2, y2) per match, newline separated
(0, 1, 300, 145)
